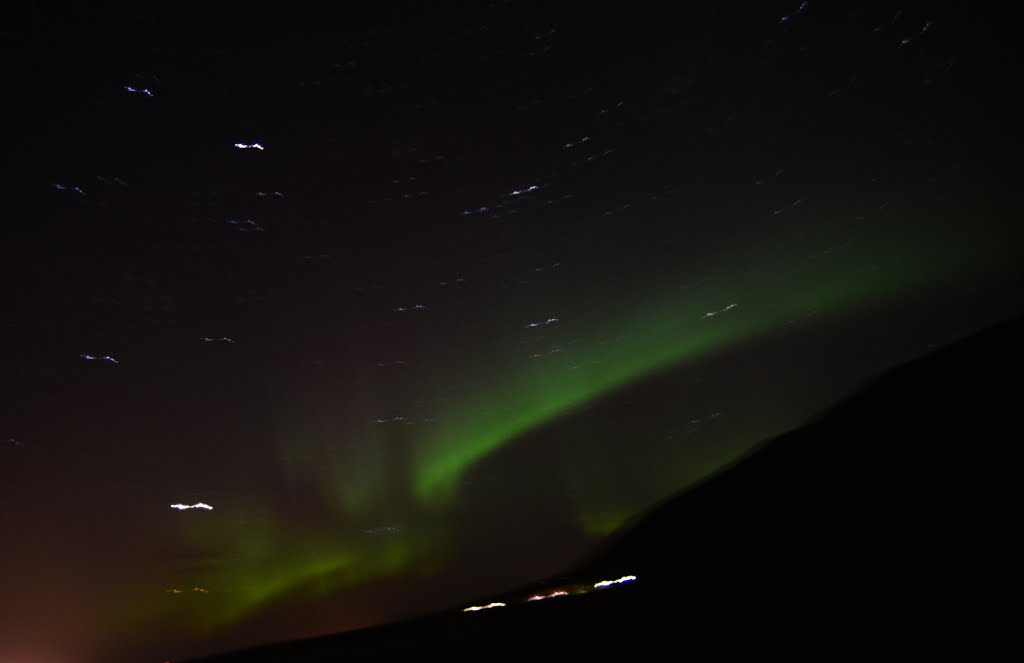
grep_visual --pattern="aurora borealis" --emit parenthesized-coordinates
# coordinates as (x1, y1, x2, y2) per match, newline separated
(411, 230, 970, 502)
(1, 2, 1021, 661)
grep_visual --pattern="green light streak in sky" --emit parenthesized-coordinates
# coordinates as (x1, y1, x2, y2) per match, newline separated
(140, 512, 439, 633)
(200, 540, 412, 628)
(415, 321, 744, 502)
(411, 238, 969, 503)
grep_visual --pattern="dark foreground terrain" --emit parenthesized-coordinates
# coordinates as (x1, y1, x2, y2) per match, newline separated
(190, 316, 1021, 661)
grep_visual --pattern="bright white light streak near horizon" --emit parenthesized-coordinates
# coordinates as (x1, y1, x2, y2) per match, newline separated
(170, 502, 213, 511)
(593, 575, 637, 589)
(234, 142, 264, 150)
(526, 590, 569, 602)
(463, 602, 506, 612)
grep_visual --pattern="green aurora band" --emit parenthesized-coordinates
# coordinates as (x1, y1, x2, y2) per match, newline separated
(411, 237, 959, 502)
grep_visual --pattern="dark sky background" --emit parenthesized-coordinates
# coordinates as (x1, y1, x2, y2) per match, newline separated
(1, 2, 1021, 661)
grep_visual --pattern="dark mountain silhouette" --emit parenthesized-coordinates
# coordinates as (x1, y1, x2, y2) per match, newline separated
(189, 314, 1022, 661)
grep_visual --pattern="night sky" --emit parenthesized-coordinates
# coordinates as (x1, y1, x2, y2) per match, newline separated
(1, 2, 1021, 661)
